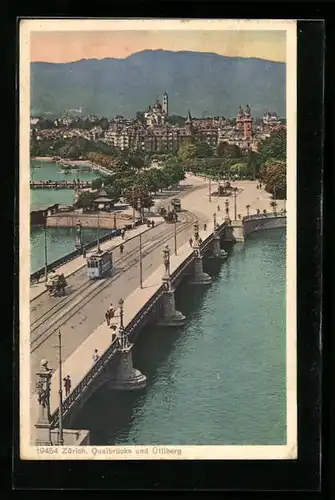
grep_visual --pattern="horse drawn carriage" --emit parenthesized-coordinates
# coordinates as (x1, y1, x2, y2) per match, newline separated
(45, 272, 67, 296)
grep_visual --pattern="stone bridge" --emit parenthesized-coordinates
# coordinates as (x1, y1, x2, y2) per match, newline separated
(34, 211, 286, 442)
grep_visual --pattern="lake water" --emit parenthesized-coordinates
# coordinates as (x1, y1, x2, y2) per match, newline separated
(30, 159, 104, 273)
(72, 229, 286, 446)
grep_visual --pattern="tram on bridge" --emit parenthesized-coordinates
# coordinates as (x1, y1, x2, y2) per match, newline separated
(86, 250, 113, 279)
(171, 198, 181, 212)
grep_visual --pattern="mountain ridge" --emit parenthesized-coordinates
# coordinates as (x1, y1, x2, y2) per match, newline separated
(31, 49, 286, 118)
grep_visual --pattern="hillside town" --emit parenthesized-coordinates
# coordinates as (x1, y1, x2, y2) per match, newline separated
(30, 92, 285, 156)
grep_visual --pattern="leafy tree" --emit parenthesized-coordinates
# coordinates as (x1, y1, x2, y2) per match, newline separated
(257, 129, 286, 165)
(216, 141, 242, 159)
(259, 160, 286, 199)
(124, 185, 154, 211)
(74, 192, 96, 210)
(177, 143, 197, 170)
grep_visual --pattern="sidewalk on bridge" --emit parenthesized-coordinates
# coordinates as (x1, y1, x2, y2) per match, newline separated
(30, 219, 213, 441)
(30, 217, 164, 301)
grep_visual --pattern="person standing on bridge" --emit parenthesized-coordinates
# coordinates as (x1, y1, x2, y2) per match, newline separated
(120, 243, 124, 255)
(121, 228, 125, 240)
(217, 205, 221, 212)
(92, 349, 99, 363)
(204, 223, 207, 231)
(189, 237, 193, 247)
(64, 375, 71, 397)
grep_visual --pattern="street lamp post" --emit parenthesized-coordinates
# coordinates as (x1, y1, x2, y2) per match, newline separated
(174, 213, 177, 255)
(132, 186, 136, 221)
(137, 197, 143, 225)
(44, 220, 48, 282)
(97, 210, 101, 252)
(209, 178, 212, 202)
(213, 212, 217, 232)
(118, 298, 126, 349)
(233, 187, 238, 221)
(54, 330, 64, 446)
(162, 245, 171, 283)
(139, 232, 143, 288)
(224, 199, 230, 223)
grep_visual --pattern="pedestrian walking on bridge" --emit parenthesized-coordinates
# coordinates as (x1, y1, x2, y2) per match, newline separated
(64, 375, 71, 397)
(92, 349, 99, 363)
(189, 237, 193, 248)
(120, 243, 124, 255)
(203, 223, 207, 231)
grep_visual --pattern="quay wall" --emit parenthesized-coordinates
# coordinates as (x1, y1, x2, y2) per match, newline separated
(243, 214, 286, 237)
(46, 212, 134, 230)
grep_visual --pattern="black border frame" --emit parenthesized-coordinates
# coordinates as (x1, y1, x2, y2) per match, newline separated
(7, 10, 328, 494)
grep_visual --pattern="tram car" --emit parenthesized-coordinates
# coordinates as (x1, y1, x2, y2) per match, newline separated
(171, 198, 181, 212)
(87, 250, 113, 279)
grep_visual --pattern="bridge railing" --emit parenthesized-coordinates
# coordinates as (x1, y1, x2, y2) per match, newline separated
(243, 212, 286, 222)
(49, 240, 199, 427)
(49, 282, 166, 427)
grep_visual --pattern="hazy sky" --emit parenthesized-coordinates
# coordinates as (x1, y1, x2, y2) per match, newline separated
(30, 30, 286, 63)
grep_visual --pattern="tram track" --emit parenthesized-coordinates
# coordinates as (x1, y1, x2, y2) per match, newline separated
(30, 211, 197, 353)
(30, 219, 182, 328)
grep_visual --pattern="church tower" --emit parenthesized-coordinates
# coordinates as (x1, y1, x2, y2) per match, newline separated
(243, 104, 253, 140)
(163, 91, 169, 116)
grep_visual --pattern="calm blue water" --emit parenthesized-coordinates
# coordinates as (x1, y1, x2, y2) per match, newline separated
(30, 159, 99, 207)
(73, 229, 286, 445)
(30, 160, 104, 272)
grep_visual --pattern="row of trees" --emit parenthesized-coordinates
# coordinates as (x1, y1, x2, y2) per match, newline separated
(75, 152, 185, 211)
(257, 128, 286, 199)
(179, 129, 287, 199)
(30, 134, 117, 159)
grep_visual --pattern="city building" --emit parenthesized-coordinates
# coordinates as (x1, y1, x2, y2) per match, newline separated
(30, 93, 285, 155)
(144, 93, 169, 127)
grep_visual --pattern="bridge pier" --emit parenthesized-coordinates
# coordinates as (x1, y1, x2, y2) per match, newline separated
(109, 299, 146, 390)
(223, 225, 236, 242)
(210, 235, 228, 259)
(189, 223, 211, 285)
(157, 280, 186, 327)
(209, 214, 228, 259)
(109, 347, 147, 391)
(157, 245, 186, 326)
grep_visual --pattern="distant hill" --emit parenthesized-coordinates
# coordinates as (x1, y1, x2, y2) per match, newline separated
(31, 49, 286, 119)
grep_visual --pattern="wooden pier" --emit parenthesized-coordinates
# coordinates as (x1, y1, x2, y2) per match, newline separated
(30, 180, 92, 189)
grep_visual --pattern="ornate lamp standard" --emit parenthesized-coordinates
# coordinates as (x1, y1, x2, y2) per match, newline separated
(224, 199, 230, 223)
(192, 222, 201, 258)
(75, 219, 83, 251)
(233, 187, 238, 221)
(162, 245, 171, 285)
(173, 212, 177, 255)
(35, 359, 53, 444)
(118, 298, 127, 350)
(213, 212, 218, 233)
(43, 220, 48, 283)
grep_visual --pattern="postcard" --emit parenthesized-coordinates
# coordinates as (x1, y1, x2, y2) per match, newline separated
(20, 18, 297, 460)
